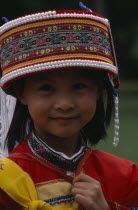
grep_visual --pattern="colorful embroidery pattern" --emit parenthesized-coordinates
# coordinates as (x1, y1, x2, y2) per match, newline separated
(45, 194, 74, 206)
(0, 10, 118, 92)
(1, 24, 108, 46)
(28, 132, 87, 173)
(1, 24, 112, 71)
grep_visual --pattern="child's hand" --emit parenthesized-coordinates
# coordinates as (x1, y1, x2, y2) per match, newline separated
(71, 173, 110, 210)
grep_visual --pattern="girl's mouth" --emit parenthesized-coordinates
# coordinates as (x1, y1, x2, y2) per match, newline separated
(49, 116, 80, 124)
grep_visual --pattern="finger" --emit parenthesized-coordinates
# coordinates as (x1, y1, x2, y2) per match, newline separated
(72, 182, 92, 190)
(73, 173, 99, 184)
(71, 187, 87, 196)
(72, 183, 103, 200)
(72, 186, 100, 198)
(74, 194, 97, 210)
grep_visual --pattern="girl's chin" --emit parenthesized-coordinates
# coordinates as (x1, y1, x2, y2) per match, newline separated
(41, 130, 79, 140)
(48, 132, 78, 139)
(34, 126, 80, 139)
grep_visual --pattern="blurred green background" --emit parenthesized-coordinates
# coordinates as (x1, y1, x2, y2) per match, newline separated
(0, 0, 138, 164)
(95, 80, 138, 165)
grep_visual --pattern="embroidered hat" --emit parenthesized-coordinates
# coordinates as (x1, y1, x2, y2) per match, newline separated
(0, 9, 119, 94)
(0, 6, 120, 157)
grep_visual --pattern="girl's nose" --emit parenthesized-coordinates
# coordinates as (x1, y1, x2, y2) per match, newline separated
(54, 95, 75, 111)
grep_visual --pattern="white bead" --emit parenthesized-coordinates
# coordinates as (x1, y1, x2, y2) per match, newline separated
(0, 11, 109, 35)
(1, 59, 117, 87)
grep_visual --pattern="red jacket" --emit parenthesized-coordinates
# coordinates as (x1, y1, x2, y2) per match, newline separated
(0, 140, 138, 209)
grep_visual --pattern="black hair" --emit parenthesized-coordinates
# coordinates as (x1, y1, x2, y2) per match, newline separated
(82, 76, 114, 145)
(5, 70, 114, 153)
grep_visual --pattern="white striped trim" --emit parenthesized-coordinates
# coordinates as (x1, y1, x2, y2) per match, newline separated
(1, 60, 117, 87)
(0, 11, 109, 35)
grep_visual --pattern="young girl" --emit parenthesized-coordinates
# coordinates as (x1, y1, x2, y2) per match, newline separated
(0, 3, 138, 210)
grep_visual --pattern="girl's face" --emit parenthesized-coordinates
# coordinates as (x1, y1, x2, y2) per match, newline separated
(18, 70, 100, 141)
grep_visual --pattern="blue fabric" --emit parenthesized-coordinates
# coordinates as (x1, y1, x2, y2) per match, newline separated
(105, 72, 118, 96)
(79, 2, 91, 12)
(45, 194, 74, 206)
(2, 17, 9, 23)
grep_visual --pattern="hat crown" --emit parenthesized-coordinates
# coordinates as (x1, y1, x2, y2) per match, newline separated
(0, 9, 118, 94)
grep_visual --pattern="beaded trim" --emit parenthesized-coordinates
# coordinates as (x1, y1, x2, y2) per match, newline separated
(1, 60, 117, 87)
(0, 9, 118, 93)
(27, 132, 87, 173)
(113, 95, 119, 147)
(0, 10, 109, 35)
(45, 194, 74, 206)
(0, 20, 108, 42)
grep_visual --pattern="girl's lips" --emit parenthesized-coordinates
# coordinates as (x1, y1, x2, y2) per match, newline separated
(49, 116, 80, 123)
(49, 116, 80, 120)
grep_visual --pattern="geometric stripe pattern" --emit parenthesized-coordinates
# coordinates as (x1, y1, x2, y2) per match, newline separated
(45, 194, 74, 206)
(0, 60, 117, 88)
(28, 132, 87, 173)
(0, 10, 118, 92)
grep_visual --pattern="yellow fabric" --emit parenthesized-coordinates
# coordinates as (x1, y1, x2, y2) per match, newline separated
(35, 180, 79, 209)
(36, 180, 72, 200)
(0, 158, 75, 210)
(0, 19, 108, 41)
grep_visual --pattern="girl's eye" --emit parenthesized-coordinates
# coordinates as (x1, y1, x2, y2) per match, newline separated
(39, 85, 54, 91)
(73, 83, 87, 90)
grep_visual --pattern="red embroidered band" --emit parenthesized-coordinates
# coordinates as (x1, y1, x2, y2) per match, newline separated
(0, 10, 118, 94)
